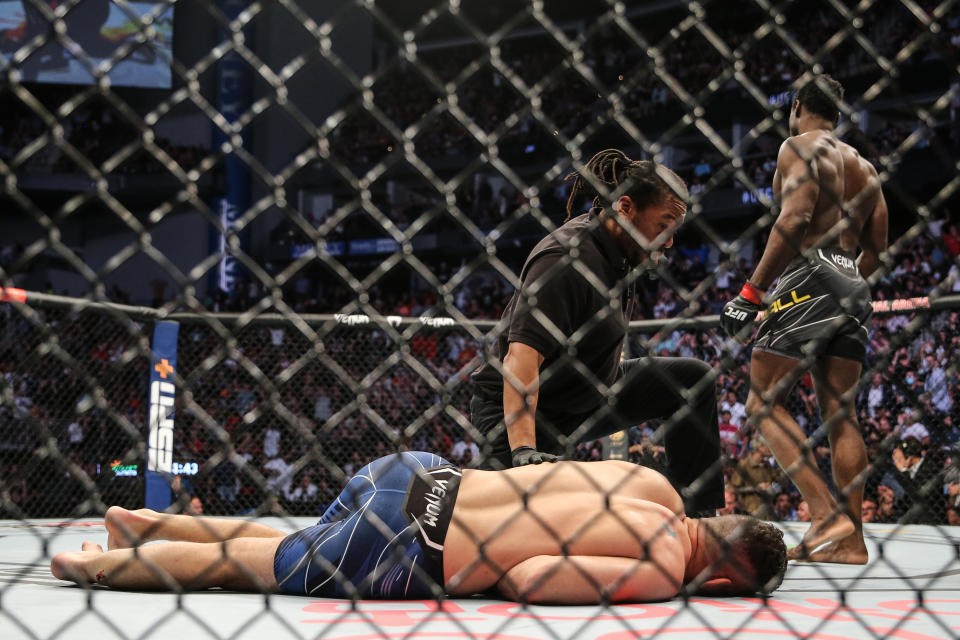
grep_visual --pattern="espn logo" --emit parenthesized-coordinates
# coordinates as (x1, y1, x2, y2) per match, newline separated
(724, 307, 749, 322)
(147, 380, 175, 473)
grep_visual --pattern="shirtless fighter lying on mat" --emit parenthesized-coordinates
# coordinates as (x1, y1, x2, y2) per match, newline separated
(52, 451, 786, 604)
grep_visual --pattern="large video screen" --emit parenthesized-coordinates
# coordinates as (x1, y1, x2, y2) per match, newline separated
(0, 0, 173, 88)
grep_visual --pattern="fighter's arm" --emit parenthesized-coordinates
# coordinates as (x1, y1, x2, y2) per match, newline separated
(502, 341, 545, 451)
(501, 253, 582, 463)
(856, 184, 888, 279)
(749, 137, 821, 289)
(497, 547, 684, 604)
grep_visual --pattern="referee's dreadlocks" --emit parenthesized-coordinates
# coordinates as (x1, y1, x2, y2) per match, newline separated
(564, 149, 689, 222)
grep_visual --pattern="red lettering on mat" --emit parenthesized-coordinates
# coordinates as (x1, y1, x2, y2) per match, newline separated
(301, 601, 483, 627)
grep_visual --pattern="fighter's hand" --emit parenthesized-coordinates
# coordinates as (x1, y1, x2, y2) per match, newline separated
(511, 446, 560, 467)
(720, 282, 765, 341)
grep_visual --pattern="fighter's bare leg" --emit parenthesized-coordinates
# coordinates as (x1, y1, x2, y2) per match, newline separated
(51, 535, 282, 591)
(798, 356, 869, 564)
(746, 351, 854, 559)
(105, 506, 287, 550)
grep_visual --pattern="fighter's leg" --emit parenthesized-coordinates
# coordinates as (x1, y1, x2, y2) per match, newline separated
(317, 451, 450, 524)
(51, 535, 282, 591)
(655, 358, 724, 512)
(747, 351, 853, 558)
(104, 506, 287, 550)
(800, 356, 868, 564)
(586, 357, 723, 513)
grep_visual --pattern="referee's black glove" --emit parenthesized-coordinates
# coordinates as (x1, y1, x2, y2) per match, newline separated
(511, 446, 559, 467)
(720, 282, 765, 340)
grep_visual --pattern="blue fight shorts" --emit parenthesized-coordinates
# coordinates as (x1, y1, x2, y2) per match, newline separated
(273, 451, 458, 599)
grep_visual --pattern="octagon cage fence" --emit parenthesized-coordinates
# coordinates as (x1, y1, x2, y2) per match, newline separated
(1, 0, 960, 639)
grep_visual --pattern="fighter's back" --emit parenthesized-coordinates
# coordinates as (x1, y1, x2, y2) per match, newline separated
(445, 462, 688, 597)
(775, 130, 845, 252)
(835, 139, 883, 256)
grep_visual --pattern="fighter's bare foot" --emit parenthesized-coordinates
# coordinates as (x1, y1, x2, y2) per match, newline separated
(787, 515, 855, 561)
(105, 506, 156, 550)
(51, 541, 104, 583)
(794, 534, 868, 564)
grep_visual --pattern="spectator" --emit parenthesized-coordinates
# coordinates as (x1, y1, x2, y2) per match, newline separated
(264, 423, 282, 459)
(773, 492, 798, 521)
(945, 451, 960, 515)
(67, 420, 83, 451)
(343, 451, 365, 478)
(264, 454, 295, 498)
(717, 488, 740, 516)
(720, 391, 748, 429)
(876, 485, 900, 523)
(896, 370, 926, 410)
(717, 410, 739, 448)
(796, 500, 811, 523)
(948, 504, 960, 526)
(923, 355, 953, 414)
(730, 439, 782, 519)
(861, 498, 878, 523)
(885, 438, 944, 523)
(629, 440, 668, 474)
(715, 261, 735, 291)
(943, 224, 960, 256)
(314, 391, 332, 422)
(865, 372, 888, 418)
(285, 473, 319, 504)
(214, 458, 240, 507)
(450, 433, 480, 466)
(897, 409, 931, 444)
(187, 495, 204, 516)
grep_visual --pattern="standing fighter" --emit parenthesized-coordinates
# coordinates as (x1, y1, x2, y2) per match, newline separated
(720, 74, 888, 563)
(472, 149, 724, 516)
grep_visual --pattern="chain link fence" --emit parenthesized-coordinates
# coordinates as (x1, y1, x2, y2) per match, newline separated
(1, 0, 960, 634)
(2, 296, 959, 523)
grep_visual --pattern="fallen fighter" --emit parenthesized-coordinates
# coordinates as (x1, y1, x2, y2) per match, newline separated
(51, 452, 786, 603)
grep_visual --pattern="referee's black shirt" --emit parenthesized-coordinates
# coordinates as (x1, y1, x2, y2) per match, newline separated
(472, 208, 636, 417)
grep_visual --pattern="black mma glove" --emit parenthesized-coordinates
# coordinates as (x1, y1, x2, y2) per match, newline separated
(720, 281, 765, 340)
(511, 446, 559, 467)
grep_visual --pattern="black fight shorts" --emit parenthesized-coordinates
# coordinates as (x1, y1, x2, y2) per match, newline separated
(754, 247, 872, 363)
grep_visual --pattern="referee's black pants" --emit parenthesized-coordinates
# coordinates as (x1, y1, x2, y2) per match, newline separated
(471, 356, 724, 513)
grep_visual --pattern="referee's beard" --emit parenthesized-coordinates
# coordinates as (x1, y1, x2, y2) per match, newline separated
(602, 215, 665, 269)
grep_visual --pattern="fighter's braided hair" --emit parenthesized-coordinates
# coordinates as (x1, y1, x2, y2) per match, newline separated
(563, 149, 688, 222)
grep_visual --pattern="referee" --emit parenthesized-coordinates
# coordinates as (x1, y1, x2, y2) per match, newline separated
(471, 149, 723, 515)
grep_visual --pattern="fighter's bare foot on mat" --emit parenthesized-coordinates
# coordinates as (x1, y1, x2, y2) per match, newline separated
(793, 533, 868, 564)
(787, 515, 855, 561)
(105, 506, 155, 550)
(51, 542, 105, 582)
